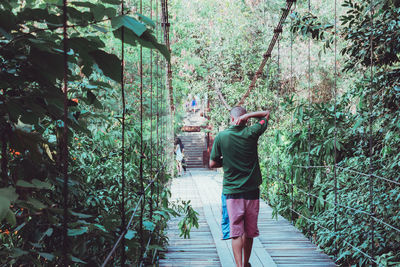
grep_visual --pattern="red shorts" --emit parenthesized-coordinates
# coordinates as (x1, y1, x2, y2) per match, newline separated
(226, 196, 260, 238)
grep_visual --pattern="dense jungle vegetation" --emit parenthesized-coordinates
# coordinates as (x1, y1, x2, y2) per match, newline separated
(1, 0, 400, 266)
(170, 0, 400, 265)
(0, 0, 199, 265)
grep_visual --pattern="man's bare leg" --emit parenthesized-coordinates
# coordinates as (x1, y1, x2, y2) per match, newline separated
(232, 236, 243, 267)
(243, 234, 253, 267)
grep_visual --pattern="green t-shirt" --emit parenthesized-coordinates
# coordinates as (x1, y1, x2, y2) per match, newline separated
(210, 118, 268, 194)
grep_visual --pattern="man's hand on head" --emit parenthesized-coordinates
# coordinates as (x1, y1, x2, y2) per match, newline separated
(235, 114, 248, 125)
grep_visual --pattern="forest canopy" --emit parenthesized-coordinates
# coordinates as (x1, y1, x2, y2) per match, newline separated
(1, 0, 400, 265)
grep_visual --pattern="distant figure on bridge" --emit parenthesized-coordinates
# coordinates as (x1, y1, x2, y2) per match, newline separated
(210, 106, 270, 267)
(191, 96, 197, 113)
(174, 137, 184, 176)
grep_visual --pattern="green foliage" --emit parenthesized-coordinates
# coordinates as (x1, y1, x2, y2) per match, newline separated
(170, 0, 400, 265)
(176, 200, 199, 238)
(0, 0, 185, 265)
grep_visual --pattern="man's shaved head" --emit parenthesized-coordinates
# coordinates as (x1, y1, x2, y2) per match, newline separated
(230, 106, 247, 119)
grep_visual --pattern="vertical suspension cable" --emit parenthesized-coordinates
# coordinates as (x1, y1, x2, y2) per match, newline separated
(139, 0, 144, 260)
(161, 0, 164, 177)
(156, 0, 160, 205)
(307, 0, 312, 229)
(149, 0, 154, 221)
(120, 0, 126, 265)
(369, 0, 375, 262)
(290, 8, 295, 224)
(276, 37, 280, 190)
(333, 0, 338, 259)
(62, 0, 69, 265)
(159, 1, 164, 169)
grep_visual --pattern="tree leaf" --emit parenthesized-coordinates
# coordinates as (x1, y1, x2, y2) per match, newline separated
(71, 256, 87, 264)
(124, 229, 136, 240)
(0, 187, 18, 202)
(5, 208, 16, 226)
(143, 221, 155, 231)
(111, 15, 146, 37)
(136, 13, 155, 27)
(68, 227, 88, 236)
(70, 210, 92, 218)
(27, 197, 46, 210)
(38, 252, 55, 261)
(101, 0, 120, 4)
(89, 50, 121, 82)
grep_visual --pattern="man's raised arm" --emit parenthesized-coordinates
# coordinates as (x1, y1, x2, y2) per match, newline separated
(235, 110, 270, 125)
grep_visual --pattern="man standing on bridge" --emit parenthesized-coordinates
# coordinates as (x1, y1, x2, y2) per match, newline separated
(210, 106, 270, 267)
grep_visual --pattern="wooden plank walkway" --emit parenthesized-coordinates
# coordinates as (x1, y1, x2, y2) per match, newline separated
(160, 169, 336, 267)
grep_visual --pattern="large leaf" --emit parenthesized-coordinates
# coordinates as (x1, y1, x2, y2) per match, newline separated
(38, 252, 55, 261)
(68, 227, 88, 236)
(124, 229, 136, 240)
(101, 0, 120, 4)
(0, 187, 18, 222)
(0, 187, 18, 202)
(89, 49, 121, 82)
(16, 179, 52, 190)
(136, 13, 155, 28)
(0, 198, 11, 222)
(113, 28, 170, 62)
(111, 15, 146, 37)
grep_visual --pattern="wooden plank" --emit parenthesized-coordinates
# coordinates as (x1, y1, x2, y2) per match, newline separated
(192, 172, 236, 267)
(212, 172, 336, 267)
(160, 173, 221, 267)
(163, 170, 336, 266)
(192, 170, 277, 267)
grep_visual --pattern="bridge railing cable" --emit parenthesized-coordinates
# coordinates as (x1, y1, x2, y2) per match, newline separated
(214, 0, 297, 110)
(101, 164, 167, 267)
(267, 173, 400, 233)
(291, 165, 400, 186)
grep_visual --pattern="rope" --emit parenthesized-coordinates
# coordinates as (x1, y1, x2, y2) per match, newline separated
(288, 207, 379, 265)
(292, 164, 400, 186)
(236, 0, 296, 107)
(268, 174, 400, 234)
(333, 0, 338, 258)
(156, 0, 160, 205)
(290, 6, 295, 223)
(215, 86, 231, 110)
(62, 0, 69, 265)
(101, 165, 166, 267)
(150, 0, 154, 221)
(306, 0, 312, 236)
(276, 37, 281, 202)
(369, 0, 375, 259)
(337, 166, 400, 186)
(139, 0, 145, 259)
(119, 0, 126, 265)
(161, 0, 174, 113)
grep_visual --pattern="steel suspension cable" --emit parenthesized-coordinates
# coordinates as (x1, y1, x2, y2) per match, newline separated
(149, 0, 154, 221)
(101, 167, 163, 267)
(333, 0, 338, 258)
(139, 0, 145, 260)
(62, 0, 69, 265)
(290, 6, 295, 223)
(276, 37, 281, 198)
(307, 0, 312, 234)
(119, 0, 126, 265)
(268, 173, 400, 234)
(156, 0, 160, 205)
(236, 0, 296, 107)
(369, 0, 375, 262)
(287, 206, 379, 265)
